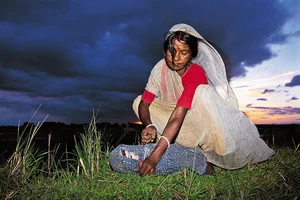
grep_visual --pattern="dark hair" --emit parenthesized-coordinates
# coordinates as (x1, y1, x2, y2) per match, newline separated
(163, 31, 198, 59)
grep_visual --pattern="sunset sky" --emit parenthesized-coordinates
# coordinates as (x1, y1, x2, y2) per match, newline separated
(0, 0, 299, 126)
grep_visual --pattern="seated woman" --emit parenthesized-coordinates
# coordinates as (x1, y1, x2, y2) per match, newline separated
(109, 23, 275, 176)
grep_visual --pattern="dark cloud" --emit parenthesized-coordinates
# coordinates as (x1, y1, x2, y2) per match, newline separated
(246, 105, 300, 116)
(257, 98, 267, 101)
(262, 89, 275, 94)
(291, 97, 299, 100)
(0, 0, 298, 125)
(246, 104, 252, 108)
(285, 75, 300, 87)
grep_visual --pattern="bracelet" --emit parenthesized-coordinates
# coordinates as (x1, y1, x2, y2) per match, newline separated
(160, 136, 170, 148)
(146, 123, 157, 130)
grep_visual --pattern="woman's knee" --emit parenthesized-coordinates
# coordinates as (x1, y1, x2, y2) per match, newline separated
(132, 95, 142, 114)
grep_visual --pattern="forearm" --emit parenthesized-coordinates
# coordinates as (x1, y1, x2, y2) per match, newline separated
(149, 106, 188, 162)
(138, 100, 152, 126)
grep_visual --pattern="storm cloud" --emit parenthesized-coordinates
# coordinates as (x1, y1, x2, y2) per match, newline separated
(0, 0, 298, 125)
(285, 75, 300, 87)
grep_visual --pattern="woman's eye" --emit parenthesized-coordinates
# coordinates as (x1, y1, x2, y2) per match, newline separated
(181, 51, 189, 55)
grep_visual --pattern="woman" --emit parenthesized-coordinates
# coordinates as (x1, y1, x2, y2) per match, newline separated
(110, 23, 275, 176)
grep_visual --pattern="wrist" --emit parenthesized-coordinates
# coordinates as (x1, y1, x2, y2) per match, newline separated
(148, 152, 161, 163)
(149, 144, 166, 162)
(160, 136, 170, 148)
(146, 123, 157, 130)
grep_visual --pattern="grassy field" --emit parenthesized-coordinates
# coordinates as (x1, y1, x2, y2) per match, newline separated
(0, 117, 299, 199)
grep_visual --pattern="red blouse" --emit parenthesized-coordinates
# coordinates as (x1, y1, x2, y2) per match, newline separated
(142, 64, 208, 109)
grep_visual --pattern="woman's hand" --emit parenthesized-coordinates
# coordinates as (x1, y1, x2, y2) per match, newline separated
(141, 126, 157, 144)
(138, 156, 158, 176)
(138, 99, 157, 144)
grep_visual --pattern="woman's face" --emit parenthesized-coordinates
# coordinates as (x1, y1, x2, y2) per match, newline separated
(165, 38, 192, 76)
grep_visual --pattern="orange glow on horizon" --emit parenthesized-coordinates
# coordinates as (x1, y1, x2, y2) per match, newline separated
(134, 121, 143, 125)
(242, 108, 299, 124)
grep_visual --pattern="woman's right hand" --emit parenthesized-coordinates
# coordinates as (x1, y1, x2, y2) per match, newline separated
(141, 126, 157, 144)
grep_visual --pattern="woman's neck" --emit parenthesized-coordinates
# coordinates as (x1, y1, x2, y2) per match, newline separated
(176, 62, 192, 76)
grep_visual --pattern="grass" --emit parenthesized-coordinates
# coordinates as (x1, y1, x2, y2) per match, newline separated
(1, 149, 299, 199)
(0, 114, 299, 199)
(73, 115, 106, 178)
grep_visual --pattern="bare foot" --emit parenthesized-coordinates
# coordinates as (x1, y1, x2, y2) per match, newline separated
(205, 162, 215, 175)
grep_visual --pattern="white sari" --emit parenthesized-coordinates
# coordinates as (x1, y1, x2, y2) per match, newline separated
(133, 24, 275, 169)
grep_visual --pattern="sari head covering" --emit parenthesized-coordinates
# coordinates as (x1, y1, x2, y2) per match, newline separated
(167, 23, 239, 108)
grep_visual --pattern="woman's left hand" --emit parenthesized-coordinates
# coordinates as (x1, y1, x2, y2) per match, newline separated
(138, 157, 158, 176)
